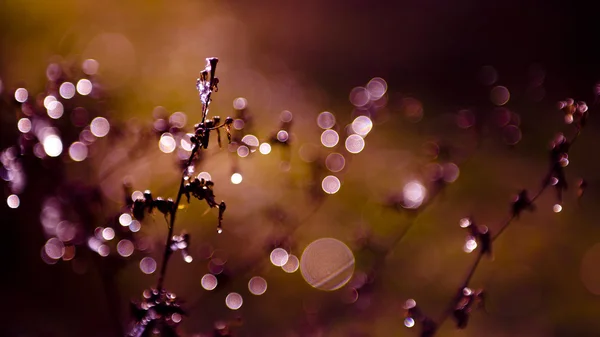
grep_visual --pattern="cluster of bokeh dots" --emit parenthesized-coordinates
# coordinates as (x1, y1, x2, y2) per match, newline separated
(4, 59, 112, 210)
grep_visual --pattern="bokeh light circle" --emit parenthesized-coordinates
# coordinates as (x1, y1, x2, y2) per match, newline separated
(140, 257, 157, 274)
(317, 111, 336, 129)
(491, 86, 510, 106)
(322, 175, 341, 194)
(68, 142, 88, 162)
(351, 116, 373, 137)
(270, 248, 289, 267)
(248, 276, 268, 295)
(325, 153, 346, 172)
(7, 194, 20, 209)
(321, 129, 339, 148)
(117, 239, 134, 257)
(225, 292, 243, 310)
(282, 254, 300, 273)
(43, 135, 63, 157)
(345, 134, 365, 154)
(201, 274, 218, 290)
(300, 238, 355, 291)
(159, 133, 176, 153)
(90, 117, 110, 137)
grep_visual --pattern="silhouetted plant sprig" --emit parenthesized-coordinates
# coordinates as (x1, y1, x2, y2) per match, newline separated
(128, 57, 231, 337)
(403, 96, 590, 337)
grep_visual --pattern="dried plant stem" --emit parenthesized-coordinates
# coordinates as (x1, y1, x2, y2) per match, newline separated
(429, 130, 582, 335)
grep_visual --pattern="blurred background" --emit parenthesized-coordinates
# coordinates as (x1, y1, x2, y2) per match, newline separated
(2, 1, 600, 336)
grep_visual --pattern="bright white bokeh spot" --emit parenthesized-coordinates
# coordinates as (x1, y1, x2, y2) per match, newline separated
(282, 254, 300, 273)
(180, 133, 195, 151)
(59, 82, 76, 99)
(463, 238, 478, 253)
(17, 118, 31, 133)
(15, 88, 28, 103)
(248, 276, 268, 295)
(47, 101, 64, 119)
(241, 134, 259, 150)
(68, 142, 88, 162)
(321, 129, 339, 148)
(102, 227, 115, 240)
(201, 274, 218, 290)
(82, 59, 99, 75)
(270, 248, 289, 267)
(171, 313, 182, 323)
(77, 79, 93, 95)
(345, 134, 365, 154)
(159, 133, 176, 153)
(402, 181, 427, 209)
(300, 238, 355, 291)
(322, 175, 341, 194)
(404, 317, 415, 328)
(43, 96, 57, 109)
(317, 111, 336, 129)
(225, 292, 243, 310)
(553, 204, 562, 213)
(140, 257, 157, 274)
(184, 255, 193, 263)
(90, 117, 110, 137)
(43, 135, 63, 157)
(231, 173, 243, 185)
(131, 190, 143, 201)
(351, 116, 373, 136)
(259, 143, 271, 155)
(233, 97, 248, 110)
(7, 194, 20, 208)
(119, 213, 132, 226)
(117, 239, 134, 257)
(198, 172, 212, 181)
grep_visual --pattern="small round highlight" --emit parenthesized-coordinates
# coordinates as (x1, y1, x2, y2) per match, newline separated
(90, 117, 110, 137)
(366, 77, 387, 100)
(102, 227, 115, 240)
(553, 204, 562, 213)
(7, 194, 20, 209)
(225, 292, 243, 310)
(45, 238, 65, 260)
(129, 220, 141, 232)
(140, 257, 157, 274)
(47, 101, 64, 119)
(317, 111, 336, 129)
(351, 116, 373, 137)
(404, 317, 415, 328)
(270, 248, 289, 267)
(198, 172, 212, 181)
(59, 82, 76, 99)
(43, 135, 63, 157)
(68, 142, 88, 162)
(280, 110, 293, 122)
(17, 118, 31, 133)
(159, 133, 176, 153)
(201, 274, 218, 290)
(15, 88, 28, 103)
(491, 86, 510, 106)
(82, 59, 99, 75)
(282, 254, 300, 273)
(277, 130, 289, 142)
(241, 134, 259, 149)
(321, 129, 339, 148)
(345, 134, 365, 154)
(300, 238, 355, 291)
(237, 145, 250, 158)
(231, 173, 243, 185)
(117, 239, 134, 257)
(259, 143, 271, 155)
(119, 213, 132, 226)
(248, 276, 268, 295)
(77, 79, 93, 96)
(325, 153, 346, 172)
(233, 97, 248, 110)
(402, 181, 426, 209)
(322, 175, 341, 194)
